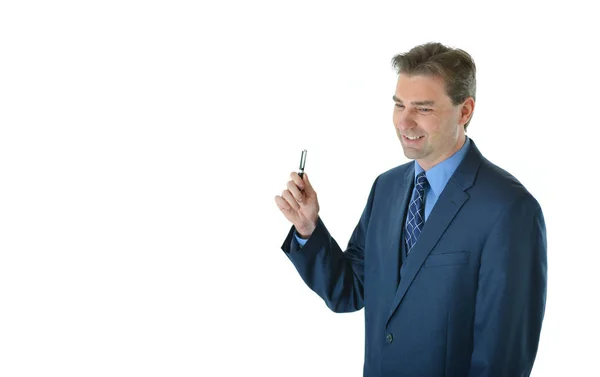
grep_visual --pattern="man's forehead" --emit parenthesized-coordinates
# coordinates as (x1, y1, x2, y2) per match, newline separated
(395, 73, 449, 102)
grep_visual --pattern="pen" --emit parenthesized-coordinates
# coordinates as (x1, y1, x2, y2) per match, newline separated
(298, 149, 307, 178)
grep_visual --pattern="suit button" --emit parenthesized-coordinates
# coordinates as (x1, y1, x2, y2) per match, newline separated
(386, 333, 393, 344)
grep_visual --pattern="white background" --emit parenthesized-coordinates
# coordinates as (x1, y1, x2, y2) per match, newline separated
(1, 1, 598, 376)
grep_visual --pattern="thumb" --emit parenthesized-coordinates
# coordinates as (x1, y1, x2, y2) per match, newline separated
(302, 173, 316, 195)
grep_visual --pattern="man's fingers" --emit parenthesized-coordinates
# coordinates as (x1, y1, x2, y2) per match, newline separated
(281, 190, 301, 211)
(274, 195, 291, 211)
(287, 180, 304, 202)
(289, 171, 317, 197)
(290, 172, 305, 190)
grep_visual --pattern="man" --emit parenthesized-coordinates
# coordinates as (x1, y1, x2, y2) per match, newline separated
(274, 42, 547, 377)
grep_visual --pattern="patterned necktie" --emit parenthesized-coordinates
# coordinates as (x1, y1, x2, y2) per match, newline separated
(405, 172, 429, 254)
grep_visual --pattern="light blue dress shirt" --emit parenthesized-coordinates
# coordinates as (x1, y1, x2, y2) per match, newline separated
(295, 136, 471, 246)
(415, 136, 470, 221)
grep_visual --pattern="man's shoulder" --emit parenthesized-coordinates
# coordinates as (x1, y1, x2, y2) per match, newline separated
(475, 155, 539, 208)
(376, 161, 413, 184)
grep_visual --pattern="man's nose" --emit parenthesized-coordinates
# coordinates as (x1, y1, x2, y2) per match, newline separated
(396, 109, 417, 130)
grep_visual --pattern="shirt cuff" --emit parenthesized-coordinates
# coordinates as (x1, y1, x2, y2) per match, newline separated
(294, 230, 308, 247)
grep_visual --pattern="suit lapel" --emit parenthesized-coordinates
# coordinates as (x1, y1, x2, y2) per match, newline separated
(385, 140, 482, 325)
(382, 165, 414, 291)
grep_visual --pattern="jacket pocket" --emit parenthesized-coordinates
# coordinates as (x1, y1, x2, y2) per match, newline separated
(423, 251, 469, 267)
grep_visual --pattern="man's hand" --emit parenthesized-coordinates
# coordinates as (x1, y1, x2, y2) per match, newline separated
(274, 172, 320, 238)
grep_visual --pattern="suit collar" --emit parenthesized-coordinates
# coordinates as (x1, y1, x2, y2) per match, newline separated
(415, 136, 471, 197)
(449, 137, 482, 191)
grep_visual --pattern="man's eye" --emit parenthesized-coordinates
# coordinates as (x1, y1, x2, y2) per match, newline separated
(394, 104, 404, 108)
(418, 108, 432, 113)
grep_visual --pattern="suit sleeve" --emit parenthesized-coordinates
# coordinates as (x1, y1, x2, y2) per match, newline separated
(280, 176, 379, 313)
(468, 195, 548, 376)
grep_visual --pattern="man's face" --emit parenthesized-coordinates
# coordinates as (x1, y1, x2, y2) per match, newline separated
(393, 74, 472, 170)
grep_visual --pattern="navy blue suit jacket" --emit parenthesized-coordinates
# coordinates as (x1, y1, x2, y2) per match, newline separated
(281, 140, 547, 377)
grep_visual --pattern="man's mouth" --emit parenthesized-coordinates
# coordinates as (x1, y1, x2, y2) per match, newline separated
(403, 135, 425, 141)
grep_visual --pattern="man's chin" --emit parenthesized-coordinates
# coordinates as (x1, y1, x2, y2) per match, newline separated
(400, 145, 423, 160)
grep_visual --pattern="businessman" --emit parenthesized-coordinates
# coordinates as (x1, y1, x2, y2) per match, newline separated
(274, 42, 547, 377)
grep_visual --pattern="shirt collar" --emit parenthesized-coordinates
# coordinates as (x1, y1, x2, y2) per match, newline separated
(414, 136, 471, 197)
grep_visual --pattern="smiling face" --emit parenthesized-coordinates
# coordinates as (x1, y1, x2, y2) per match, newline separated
(393, 74, 474, 170)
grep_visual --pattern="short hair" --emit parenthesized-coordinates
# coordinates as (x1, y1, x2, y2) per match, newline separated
(391, 42, 476, 130)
